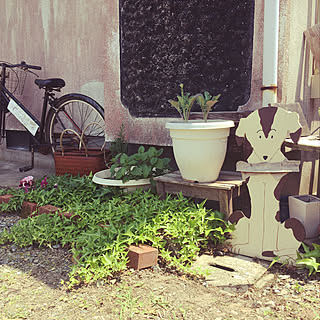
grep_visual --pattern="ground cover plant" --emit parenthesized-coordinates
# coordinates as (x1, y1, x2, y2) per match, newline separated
(0, 174, 114, 213)
(0, 175, 233, 288)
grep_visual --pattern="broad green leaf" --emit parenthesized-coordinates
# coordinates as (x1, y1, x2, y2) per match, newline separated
(115, 167, 126, 179)
(168, 99, 180, 110)
(120, 153, 129, 164)
(131, 167, 143, 177)
(142, 164, 152, 178)
(150, 157, 158, 165)
(138, 146, 145, 153)
(296, 257, 320, 275)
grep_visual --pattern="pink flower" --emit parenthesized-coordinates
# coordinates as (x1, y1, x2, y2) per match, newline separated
(41, 177, 48, 188)
(19, 176, 34, 193)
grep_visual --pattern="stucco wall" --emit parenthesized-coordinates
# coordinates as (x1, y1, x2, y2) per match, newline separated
(105, 0, 317, 145)
(277, 0, 319, 130)
(1, 0, 318, 147)
(104, 0, 262, 145)
(1, 0, 107, 130)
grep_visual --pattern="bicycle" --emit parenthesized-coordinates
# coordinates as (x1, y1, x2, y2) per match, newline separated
(0, 61, 106, 172)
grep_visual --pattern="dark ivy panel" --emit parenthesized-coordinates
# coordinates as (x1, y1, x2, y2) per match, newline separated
(119, 0, 255, 117)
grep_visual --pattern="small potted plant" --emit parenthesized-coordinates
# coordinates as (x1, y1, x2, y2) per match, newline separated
(92, 146, 171, 192)
(166, 84, 234, 183)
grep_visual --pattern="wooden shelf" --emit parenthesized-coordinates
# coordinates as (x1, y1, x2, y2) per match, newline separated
(154, 171, 247, 219)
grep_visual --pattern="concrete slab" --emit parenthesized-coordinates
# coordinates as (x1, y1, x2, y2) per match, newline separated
(0, 144, 54, 169)
(192, 254, 272, 292)
(0, 145, 55, 188)
(0, 160, 55, 188)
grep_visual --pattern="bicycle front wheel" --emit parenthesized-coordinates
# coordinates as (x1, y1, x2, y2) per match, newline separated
(46, 93, 105, 152)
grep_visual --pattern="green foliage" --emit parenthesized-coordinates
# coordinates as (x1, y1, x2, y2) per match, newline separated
(0, 188, 25, 212)
(110, 146, 171, 183)
(196, 91, 221, 122)
(296, 243, 320, 276)
(0, 176, 233, 288)
(168, 84, 221, 122)
(168, 84, 197, 122)
(0, 174, 114, 213)
(109, 123, 128, 157)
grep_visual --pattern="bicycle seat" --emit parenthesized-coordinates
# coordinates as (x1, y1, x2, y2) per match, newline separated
(35, 78, 65, 90)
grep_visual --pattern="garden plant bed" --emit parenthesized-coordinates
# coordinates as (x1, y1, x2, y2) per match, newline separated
(0, 211, 320, 319)
(0, 175, 320, 319)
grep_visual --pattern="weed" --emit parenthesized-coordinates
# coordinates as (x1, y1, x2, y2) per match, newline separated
(293, 282, 304, 294)
(151, 294, 170, 309)
(312, 307, 320, 319)
(296, 243, 320, 276)
(115, 284, 143, 319)
(109, 123, 128, 157)
(263, 309, 275, 317)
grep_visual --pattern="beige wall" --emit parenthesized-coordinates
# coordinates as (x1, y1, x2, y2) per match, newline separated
(1, 0, 318, 146)
(278, 0, 319, 131)
(104, 0, 318, 145)
(1, 0, 107, 130)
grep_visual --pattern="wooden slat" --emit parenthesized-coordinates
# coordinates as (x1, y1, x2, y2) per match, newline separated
(284, 137, 320, 153)
(154, 170, 248, 217)
(154, 171, 246, 190)
(236, 160, 300, 173)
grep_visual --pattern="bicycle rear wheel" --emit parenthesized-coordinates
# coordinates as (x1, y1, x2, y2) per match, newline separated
(46, 93, 105, 152)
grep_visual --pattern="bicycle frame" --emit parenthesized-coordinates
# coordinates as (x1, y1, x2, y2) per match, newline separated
(0, 62, 54, 171)
(0, 62, 43, 144)
(1, 80, 82, 147)
(1, 85, 41, 140)
(1, 61, 106, 172)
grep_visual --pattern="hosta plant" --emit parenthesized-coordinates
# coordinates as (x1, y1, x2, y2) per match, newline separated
(109, 146, 171, 183)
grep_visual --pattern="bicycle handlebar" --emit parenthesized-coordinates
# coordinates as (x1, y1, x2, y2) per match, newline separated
(1, 61, 42, 70)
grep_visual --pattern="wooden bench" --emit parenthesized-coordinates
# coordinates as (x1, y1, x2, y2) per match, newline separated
(154, 171, 247, 219)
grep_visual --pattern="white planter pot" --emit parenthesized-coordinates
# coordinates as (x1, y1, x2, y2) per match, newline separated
(166, 120, 234, 182)
(92, 169, 151, 192)
(289, 195, 320, 238)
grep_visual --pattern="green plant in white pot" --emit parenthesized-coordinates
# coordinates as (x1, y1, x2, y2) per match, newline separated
(166, 84, 234, 183)
(92, 146, 171, 192)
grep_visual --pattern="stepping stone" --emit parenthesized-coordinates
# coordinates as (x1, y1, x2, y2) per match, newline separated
(192, 254, 272, 292)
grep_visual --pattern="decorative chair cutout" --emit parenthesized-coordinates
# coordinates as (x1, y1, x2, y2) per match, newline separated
(229, 106, 305, 262)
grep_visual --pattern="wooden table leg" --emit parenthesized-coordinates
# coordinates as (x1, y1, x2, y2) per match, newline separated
(316, 157, 320, 197)
(156, 181, 166, 200)
(218, 190, 233, 220)
(299, 151, 317, 195)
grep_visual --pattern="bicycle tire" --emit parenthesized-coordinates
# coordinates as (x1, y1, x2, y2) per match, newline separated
(45, 93, 105, 152)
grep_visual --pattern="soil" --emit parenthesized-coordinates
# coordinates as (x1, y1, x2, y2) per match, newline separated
(1, 212, 320, 320)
